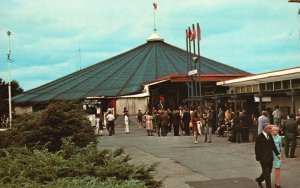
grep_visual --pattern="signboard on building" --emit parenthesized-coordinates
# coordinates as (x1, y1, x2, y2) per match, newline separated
(254, 96, 271, 102)
(228, 99, 246, 103)
(188, 69, 198, 76)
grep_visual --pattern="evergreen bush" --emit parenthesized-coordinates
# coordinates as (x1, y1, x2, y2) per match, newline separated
(0, 101, 96, 151)
(0, 139, 161, 187)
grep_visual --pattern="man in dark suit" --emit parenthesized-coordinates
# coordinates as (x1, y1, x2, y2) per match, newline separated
(283, 114, 298, 158)
(182, 107, 191, 136)
(255, 125, 281, 188)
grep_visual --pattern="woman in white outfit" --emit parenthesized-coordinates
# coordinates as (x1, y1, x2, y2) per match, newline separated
(124, 112, 130, 134)
(95, 115, 100, 135)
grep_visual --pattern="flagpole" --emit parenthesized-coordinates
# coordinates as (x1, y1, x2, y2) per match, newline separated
(153, 3, 157, 33)
(186, 29, 190, 107)
(197, 23, 202, 105)
(7, 31, 12, 130)
(153, 8, 156, 32)
(192, 24, 198, 106)
(188, 27, 194, 107)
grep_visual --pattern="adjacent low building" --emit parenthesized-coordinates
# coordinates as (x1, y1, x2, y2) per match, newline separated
(217, 66, 300, 118)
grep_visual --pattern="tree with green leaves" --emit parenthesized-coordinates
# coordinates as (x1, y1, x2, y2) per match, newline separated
(0, 78, 23, 125)
(0, 101, 96, 151)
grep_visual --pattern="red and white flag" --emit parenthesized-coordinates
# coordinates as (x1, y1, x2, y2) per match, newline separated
(190, 26, 196, 41)
(197, 23, 201, 41)
(186, 29, 190, 39)
(153, 3, 157, 10)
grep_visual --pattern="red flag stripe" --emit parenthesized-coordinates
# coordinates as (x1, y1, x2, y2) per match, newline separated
(186, 29, 189, 39)
(188, 27, 192, 40)
(191, 25, 196, 41)
(197, 23, 201, 41)
(153, 3, 157, 10)
(190, 31, 195, 41)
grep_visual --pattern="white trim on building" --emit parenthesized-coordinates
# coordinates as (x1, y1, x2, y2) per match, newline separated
(217, 66, 300, 87)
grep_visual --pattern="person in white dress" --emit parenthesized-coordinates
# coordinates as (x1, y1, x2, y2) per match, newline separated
(95, 115, 100, 135)
(124, 112, 130, 134)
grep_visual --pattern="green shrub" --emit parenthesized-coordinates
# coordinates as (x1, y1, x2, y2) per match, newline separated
(0, 140, 161, 187)
(0, 101, 96, 151)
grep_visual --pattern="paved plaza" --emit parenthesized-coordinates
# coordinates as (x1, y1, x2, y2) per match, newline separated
(98, 117, 300, 188)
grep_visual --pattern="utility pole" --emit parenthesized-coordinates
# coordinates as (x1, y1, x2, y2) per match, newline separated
(7, 31, 12, 129)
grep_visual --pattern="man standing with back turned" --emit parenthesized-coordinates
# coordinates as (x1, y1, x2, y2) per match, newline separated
(272, 105, 282, 128)
(258, 111, 269, 135)
(255, 125, 281, 188)
(283, 114, 298, 158)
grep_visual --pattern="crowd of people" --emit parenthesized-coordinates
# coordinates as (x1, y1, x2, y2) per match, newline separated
(134, 106, 217, 144)
(94, 105, 299, 146)
(95, 105, 295, 144)
(91, 104, 299, 188)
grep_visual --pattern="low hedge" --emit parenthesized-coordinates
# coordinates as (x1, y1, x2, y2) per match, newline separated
(0, 139, 161, 187)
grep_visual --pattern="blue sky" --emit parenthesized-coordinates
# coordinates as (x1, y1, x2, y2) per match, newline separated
(0, 0, 299, 91)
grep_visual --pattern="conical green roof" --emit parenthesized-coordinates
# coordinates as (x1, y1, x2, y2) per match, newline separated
(13, 39, 248, 103)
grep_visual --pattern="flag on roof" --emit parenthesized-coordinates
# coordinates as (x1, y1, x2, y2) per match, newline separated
(186, 29, 190, 39)
(190, 25, 196, 41)
(197, 23, 201, 41)
(153, 3, 157, 10)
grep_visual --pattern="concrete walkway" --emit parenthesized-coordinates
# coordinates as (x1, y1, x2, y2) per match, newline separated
(98, 117, 300, 188)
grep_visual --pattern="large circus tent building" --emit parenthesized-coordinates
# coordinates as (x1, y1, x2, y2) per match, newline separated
(13, 33, 250, 115)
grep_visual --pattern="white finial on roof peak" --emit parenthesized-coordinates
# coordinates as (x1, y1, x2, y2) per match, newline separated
(147, 32, 164, 42)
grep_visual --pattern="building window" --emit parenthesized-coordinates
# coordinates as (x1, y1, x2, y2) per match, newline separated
(274, 81, 281, 90)
(266, 82, 273, 91)
(235, 87, 241, 94)
(259, 83, 266, 92)
(247, 85, 253, 93)
(253, 84, 259, 92)
(241, 86, 246, 93)
(282, 80, 290, 90)
(292, 79, 300, 89)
